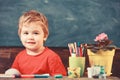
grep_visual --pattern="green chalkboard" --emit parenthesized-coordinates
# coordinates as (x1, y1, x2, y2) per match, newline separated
(0, 0, 120, 47)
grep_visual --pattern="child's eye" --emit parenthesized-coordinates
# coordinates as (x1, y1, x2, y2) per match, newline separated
(34, 32, 39, 35)
(24, 32, 28, 35)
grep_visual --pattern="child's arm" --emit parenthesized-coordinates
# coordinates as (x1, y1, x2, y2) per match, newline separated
(48, 55, 67, 76)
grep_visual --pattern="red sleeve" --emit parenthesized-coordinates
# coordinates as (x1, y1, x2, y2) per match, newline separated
(11, 53, 20, 71)
(48, 55, 67, 76)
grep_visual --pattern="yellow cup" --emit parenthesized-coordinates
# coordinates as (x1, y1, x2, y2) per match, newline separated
(69, 57, 85, 77)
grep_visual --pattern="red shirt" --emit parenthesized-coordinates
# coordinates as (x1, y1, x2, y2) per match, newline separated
(12, 47, 67, 76)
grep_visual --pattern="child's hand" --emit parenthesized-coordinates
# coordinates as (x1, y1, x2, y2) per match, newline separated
(5, 68, 21, 75)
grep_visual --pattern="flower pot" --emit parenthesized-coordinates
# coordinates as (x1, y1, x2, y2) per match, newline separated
(87, 49, 115, 76)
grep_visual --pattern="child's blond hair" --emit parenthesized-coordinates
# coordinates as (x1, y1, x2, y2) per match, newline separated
(18, 10, 49, 39)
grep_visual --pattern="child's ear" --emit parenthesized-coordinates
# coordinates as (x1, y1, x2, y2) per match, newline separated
(43, 37, 47, 41)
(44, 35, 48, 41)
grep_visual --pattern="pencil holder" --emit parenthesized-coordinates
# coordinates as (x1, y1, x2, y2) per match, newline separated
(87, 49, 115, 76)
(69, 57, 85, 77)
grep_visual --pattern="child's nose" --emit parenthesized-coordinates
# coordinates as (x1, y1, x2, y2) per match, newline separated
(28, 34, 34, 39)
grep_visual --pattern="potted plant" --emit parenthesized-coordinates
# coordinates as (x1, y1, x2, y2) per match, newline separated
(87, 33, 115, 53)
(87, 33, 116, 76)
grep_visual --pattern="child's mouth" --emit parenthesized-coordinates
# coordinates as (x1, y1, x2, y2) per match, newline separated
(27, 42, 35, 44)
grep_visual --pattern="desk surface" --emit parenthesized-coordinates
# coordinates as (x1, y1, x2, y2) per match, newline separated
(0, 76, 119, 80)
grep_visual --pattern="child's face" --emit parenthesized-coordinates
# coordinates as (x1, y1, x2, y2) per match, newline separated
(20, 22, 45, 51)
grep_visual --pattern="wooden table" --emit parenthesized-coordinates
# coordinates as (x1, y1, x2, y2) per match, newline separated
(0, 76, 119, 80)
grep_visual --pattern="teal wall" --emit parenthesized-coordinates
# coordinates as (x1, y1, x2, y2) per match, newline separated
(0, 0, 120, 47)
